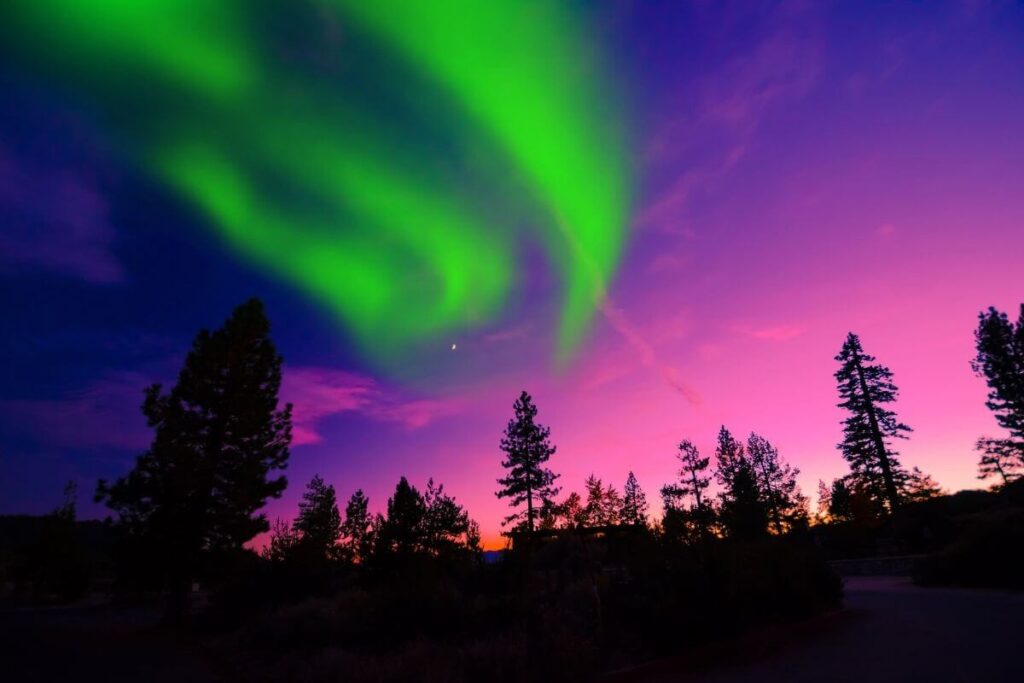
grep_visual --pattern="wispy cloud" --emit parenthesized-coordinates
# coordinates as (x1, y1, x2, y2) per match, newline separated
(733, 324, 806, 342)
(282, 367, 465, 445)
(2, 372, 151, 450)
(597, 298, 701, 405)
(0, 145, 122, 283)
(637, 2, 823, 233)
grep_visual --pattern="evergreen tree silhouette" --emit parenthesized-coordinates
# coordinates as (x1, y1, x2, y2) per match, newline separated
(661, 439, 713, 540)
(96, 299, 291, 621)
(746, 433, 806, 533)
(558, 491, 586, 528)
(903, 467, 943, 503)
(422, 478, 471, 556)
(815, 480, 831, 523)
(975, 437, 1023, 486)
(496, 391, 560, 532)
(381, 476, 426, 556)
(294, 474, 342, 561)
(972, 305, 1024, 483)
(620, 472, 649, 526)
(834, 332, 910, 511)
(719, 460, 768, 540)
(583, 474, 610, 525)
(827, 478, 854, 522)
(341, 489, 373, 563)
(714, 426, 746, 493)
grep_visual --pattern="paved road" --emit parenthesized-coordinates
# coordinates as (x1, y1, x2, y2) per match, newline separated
(642, 577, 1024, 683)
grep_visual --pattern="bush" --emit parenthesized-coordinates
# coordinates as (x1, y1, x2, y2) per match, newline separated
(914, 508, 1024, 590)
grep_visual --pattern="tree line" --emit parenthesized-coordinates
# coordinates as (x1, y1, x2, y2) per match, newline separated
(89, 299, 1024, 617)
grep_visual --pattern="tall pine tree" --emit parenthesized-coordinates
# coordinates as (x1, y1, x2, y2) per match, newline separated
(972, 305, 1024, 484)
(746, 433, 806, 534)
(662, 439, 713, 542)
(620, 472, 649, 527)
(834, 333, 910, 511)
(341, 489, 373, 563)
(96, 299, 292, 619)
(294, 474, 342, 561)
(496, 391, 560, 532)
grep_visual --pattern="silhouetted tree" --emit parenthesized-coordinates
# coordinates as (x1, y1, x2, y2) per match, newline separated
(975, 437, 1023, 486)
(815, 480, 831, 523)
(262, 518, 299, 563)
(719, 460, 768, 540)
(972, 305, 1024, 482)
(714, 426, 746, 493)
(341, 489, 373, 563)
(583, 475, 620, 526)
(827, 478, 854, 522)
(903, 467, 943, 503)
(496, 391, 560, 532)
(620, 472, 649, 526)
(96, 299, 292, 621)
(746, 433, 807, 533)
(380, 477, 426, 556)
(558, 491, 587, 529)
(662, 439, 713, 540)
(835, 332, 910, 512)
(294, 475, 342, 561)
(422, 478, 471, 556)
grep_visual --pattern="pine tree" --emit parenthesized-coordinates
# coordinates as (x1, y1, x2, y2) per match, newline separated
(719, 460, 768, 540)
(341, 489, 373, 563)
(496, 391, 560, 532)
(620, 472, 649, 527)
(558, 491, 586, 529)
(834, 333, 910, 511)
(381, 476, 426, 556)
(714, 426, 746, 492)
(828, 478, 854, 522)
(975, 438, 1023, 486)
(584, 474, 607, 525)
(903, 467, 943, 503)
(422, 478, 471, 556)
(972, 305, 1024, 482)
(746, 433, 806, 534)
(294, 474, 342, 560)
(96, 299, 291, 620)
(664, 439, 711, 511)
(815, 480, 832, 523)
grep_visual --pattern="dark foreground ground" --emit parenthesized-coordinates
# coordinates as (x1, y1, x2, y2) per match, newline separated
(623, 576, 1023, 682)
(2, 577, 1021, 682)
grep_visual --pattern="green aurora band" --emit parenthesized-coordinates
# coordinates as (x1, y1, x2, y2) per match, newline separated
(6, 1, 629, 374)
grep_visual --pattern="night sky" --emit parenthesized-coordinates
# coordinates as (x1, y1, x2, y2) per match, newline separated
(2, 1, 1023, 547)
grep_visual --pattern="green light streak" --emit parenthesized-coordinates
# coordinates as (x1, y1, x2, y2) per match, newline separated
(5, 1, 629, 373)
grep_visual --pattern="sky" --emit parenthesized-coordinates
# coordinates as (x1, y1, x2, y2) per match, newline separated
(1, 1, 1022, 548)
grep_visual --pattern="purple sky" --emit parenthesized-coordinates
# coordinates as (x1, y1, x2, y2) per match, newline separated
(1, 1, 1022, 547)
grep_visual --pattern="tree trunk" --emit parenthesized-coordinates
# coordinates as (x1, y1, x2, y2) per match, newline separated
(852, 349, 901, 511)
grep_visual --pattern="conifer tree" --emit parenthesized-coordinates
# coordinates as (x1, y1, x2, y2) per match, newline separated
(558, 491, 586, 529)
(903, 467, 943, 503)
(664, 439, 711, 511)
(714, 426, 746, 493)
(341, 489, 373, 563)
(381, 476, 426, 556)
(815, 480, 831, 523)
(828, 478, 854, 522)
(422, 478, 471, 556)
(972, 305, 1024, 483)
(746, 433, 806, 533)
(96, 299, 292, 620)
(975, 438, 1023, 486)
(719, 460, 768, 540)
(496, 391, 560, 532)
(294, 474, 342, 560)
(834, 333, 910, 511)
(661, 439, 714, 540)
(620, 472, 649, 527)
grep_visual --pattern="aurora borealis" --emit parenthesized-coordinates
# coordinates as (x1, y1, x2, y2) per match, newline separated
(4, 0, 628, 374)
(2, 1, 1024, 548)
